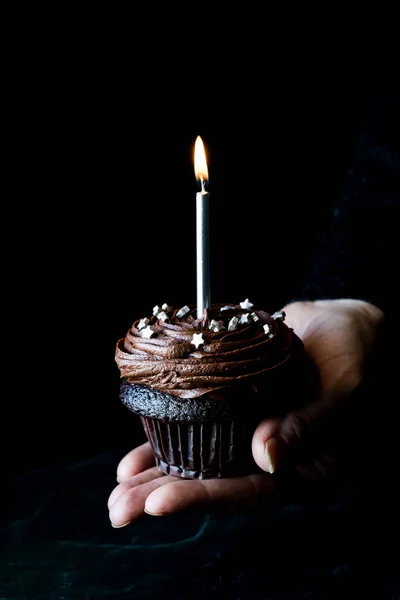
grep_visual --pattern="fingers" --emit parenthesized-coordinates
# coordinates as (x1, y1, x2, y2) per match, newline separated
(116, 442, 155, 482)
(295, 453, 337, 483)
(111, 440, 276, 526)
(252, 403, 328, 474)
(252, 409, 314, 474)
(108, 466, 162, 509)
(253, 407, 339, 478)
(145, 472, 277, 516)
(252, 418, 281, 473)
(109, 471, 177, 526)
(108, 470, 277, 526)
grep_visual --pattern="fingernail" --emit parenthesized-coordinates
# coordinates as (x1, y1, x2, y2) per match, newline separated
(116, 476, 120, 483)
(265, 440, 277, 474)
(111, 520, 132, 529)
(144, 508, 165, 517)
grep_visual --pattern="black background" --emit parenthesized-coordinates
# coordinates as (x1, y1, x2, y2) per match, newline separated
(3, 18, 400, 598)
(6, 35, 386, 476)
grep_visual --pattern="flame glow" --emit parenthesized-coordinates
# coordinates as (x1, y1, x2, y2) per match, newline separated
(194, 136, 208, 183)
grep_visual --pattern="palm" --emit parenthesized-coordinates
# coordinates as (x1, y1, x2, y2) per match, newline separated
(108, 300, 383, 526)
(108, 443, 277, 525)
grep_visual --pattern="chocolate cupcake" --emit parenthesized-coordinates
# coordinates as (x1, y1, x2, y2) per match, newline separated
(115, 300, 312, 479)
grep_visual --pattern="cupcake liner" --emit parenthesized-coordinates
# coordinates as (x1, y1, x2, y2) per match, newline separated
(140, 416, 256, 479)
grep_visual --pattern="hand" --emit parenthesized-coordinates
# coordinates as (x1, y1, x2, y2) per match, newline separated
(108, 299, 384, 527)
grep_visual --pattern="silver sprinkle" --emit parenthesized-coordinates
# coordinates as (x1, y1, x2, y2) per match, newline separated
(272, 311, 286, 321)
(176, 305, 190, 319)
(210, 319, 225, 332)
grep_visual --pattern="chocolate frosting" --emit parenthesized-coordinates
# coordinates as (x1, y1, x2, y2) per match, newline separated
(115, 303, 303, 400)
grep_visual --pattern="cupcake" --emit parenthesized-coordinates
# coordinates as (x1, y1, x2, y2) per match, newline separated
(115, 300, 312, 480)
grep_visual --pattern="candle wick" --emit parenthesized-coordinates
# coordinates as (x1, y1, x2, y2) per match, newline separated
(200, 176, 206, 193)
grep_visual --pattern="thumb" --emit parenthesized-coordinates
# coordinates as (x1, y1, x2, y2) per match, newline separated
(252, 401, 333, 474)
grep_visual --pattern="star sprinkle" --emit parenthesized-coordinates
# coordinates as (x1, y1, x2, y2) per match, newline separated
(152, 305, 162, 316)
(191, 333, 205, 348)
(239, 313, 252, 325)
(272, 311, 286, 321)
(137, 317, 150, 330)
(240, 298, 254, 310)
(156, 311, 169, 322)
(152, 305, 170, 321)
(210, 319, 225, 332)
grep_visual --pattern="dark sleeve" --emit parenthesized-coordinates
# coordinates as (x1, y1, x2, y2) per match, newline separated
(294, 87, 400, 315)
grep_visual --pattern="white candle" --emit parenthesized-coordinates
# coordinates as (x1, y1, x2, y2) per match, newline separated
(194, 136, 211, 319)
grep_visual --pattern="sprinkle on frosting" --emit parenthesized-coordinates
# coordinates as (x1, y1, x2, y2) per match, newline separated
(138, 317, 150, 331)
(156, 310, 169, 322)
(153, 304, 173, 321)
(191, 332, 205, 349)
(239, 313, 252, 325)
(210, 319, 225, 332)
(141, 325, 155, 338)
(176, 305, 190, 319)
(272, 311, 286, 321)
(228, 316, 239, 330)
(240, 298, 254, 310)
(116, 302, 301, 399)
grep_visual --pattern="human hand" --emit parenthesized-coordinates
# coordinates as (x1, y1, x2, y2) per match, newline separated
(108, 299, 384, 527)
(252, 299, 384, 480)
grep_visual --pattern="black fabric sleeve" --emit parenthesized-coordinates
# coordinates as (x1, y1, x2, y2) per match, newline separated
(293, 87, 400, 315)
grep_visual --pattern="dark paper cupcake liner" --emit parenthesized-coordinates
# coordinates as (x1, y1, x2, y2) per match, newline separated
(140, 416, 256, 479)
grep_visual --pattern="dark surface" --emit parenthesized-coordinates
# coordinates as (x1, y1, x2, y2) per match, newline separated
(2, 440, 400, 599)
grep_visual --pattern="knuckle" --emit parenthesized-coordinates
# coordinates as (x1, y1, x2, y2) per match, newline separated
(281, 411, 312, 446)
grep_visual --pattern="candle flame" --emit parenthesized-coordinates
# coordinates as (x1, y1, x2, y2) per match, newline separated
(194, 136, 209, 186)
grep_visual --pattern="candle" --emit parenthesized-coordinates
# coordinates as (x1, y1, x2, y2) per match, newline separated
(194, 136, 211, 319)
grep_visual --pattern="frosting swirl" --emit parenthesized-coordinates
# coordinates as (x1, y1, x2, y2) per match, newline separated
(115, 303, 302, 400)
